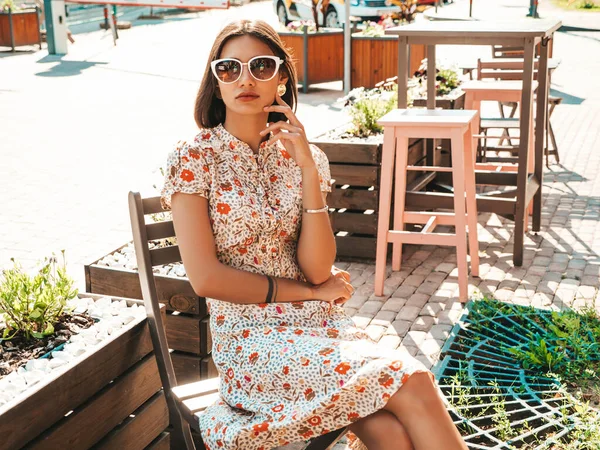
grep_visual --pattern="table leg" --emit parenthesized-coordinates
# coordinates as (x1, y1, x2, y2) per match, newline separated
(375, 128, 397, 296)
(513, 37, 536, 267)
(397, 37, 409, 109)
(533, 37, 550, 233)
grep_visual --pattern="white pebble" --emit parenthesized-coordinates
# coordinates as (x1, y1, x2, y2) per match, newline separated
(48, 358, 68, 369)
(121, 314, 135, 325)
(52, 351, 74, 362)
(23, 370, 44, 386)
(26, 358, 49, 372)
(95, 297, 113, 308)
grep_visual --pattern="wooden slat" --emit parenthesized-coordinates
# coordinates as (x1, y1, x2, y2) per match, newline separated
(330, 188, 378, 210)
(146, 221, 175, 241)
(27, 354, 162, 449)
(149, 245, 181, 267)
(166, 313, 211, 355)
(388, 230, 457, 246)
(92, 391, 169, 450)
(172, 353, 218, 384)
(172, 377, 220, 401)
(142, 197, 164, 215)
(335, 236, 378, 260)
(0, 315, 153, 450)
(330, 165, 378, 187)
(332, 212, 378, 235)
(313, 140, 380, 165)
(306, 31, 344, 84)
(406, 191, 516, 216)
(145, 432, 170, 450)
(85, 264, 205, 315)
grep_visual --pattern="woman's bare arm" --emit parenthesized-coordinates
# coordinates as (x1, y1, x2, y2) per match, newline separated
(171, 192, 316, 304)
(296, 165, 336, 285)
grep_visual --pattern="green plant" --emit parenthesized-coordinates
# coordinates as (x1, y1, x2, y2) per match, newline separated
(1, 0, 17, 12)
(340, 81, 403, 137)
(0, 251, 78, 341)
(412, 59, 461, 97)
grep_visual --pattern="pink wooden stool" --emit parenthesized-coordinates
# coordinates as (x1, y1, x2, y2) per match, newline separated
(374, 109, 480, 303)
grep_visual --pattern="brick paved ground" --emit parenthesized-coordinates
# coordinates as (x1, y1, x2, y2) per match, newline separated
(1, 2, 599, 449)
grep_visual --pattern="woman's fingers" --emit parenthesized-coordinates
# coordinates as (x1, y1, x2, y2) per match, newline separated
(260, 121, 301, 137)
(267, 131, 301, 146)
(263, 104, 303, 129)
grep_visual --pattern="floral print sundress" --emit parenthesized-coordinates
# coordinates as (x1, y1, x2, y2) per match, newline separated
(160, 123, 432, 450)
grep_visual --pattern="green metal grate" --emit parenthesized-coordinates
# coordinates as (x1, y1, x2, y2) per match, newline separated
(432, 300, 600, 449)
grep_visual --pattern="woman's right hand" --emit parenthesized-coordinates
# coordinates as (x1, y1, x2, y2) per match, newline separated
(311, 274, 355, 306)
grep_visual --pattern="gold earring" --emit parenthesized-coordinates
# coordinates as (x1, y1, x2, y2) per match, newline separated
(277, 84, 287, 96)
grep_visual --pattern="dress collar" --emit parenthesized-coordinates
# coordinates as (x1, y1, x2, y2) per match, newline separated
(215, 123, 275, 155)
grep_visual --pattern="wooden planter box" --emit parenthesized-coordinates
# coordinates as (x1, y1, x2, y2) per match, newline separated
(312, 131, 430, 260)
(279, 28, 344, 93)
(412, 88, 466, 110)
(0, 293, 169, 450)
(0, 8, 42, 51)
(85, 245, 217, 385)
(351, 35, 426, 89)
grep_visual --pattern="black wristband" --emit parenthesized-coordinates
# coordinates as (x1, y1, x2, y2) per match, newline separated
(265, 275, 274, 304)
(273, 277, 278, 304)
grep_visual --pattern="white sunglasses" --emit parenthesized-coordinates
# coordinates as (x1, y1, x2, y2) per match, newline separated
(210, 55, 285, 84)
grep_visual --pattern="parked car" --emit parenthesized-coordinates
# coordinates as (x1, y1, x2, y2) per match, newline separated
(274, 0, 401, 28)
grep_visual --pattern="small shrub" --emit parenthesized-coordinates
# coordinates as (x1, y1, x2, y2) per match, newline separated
(0, 251, 78, 341)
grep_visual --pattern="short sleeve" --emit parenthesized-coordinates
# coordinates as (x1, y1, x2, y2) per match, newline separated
(160, 139, 213, 210)
(309, 144, 332, 193)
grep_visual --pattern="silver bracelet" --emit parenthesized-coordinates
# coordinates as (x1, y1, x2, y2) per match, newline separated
(303, 205, 329, 214)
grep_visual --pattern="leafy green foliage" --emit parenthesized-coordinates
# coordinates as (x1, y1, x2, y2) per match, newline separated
(0, 251, 78, 341)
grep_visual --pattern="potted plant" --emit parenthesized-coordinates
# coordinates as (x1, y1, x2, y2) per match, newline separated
(0, 252, 169, 449)
(350, 5, 426, 90)
(0, 0, 42, 51)
(278, 20, 344, 93)
(410, 58, 466, 109)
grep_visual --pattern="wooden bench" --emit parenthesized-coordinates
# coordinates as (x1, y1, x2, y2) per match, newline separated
(128, 191, 348, 449)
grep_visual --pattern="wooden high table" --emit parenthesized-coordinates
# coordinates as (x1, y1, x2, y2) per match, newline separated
(385, 19, 562, 266)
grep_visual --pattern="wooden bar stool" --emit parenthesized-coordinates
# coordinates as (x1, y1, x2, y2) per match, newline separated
(374, 109, 480, 303)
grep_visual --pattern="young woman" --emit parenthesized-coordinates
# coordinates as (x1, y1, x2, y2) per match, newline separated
(160, 19, 467, 450)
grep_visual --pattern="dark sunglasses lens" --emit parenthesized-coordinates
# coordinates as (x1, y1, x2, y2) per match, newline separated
(215, 60, 241, 82)
(250, 57, 277, 80)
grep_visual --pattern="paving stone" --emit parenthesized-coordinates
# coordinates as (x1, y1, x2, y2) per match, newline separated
(404, 274, 426, 287)
(380, 297, 407, 313)
(532, 256, 552, 267)
(416, 281, 440, 296)
(372, 310, 397, 326)
(437, 309, 464, 325)
(395, 305, 421, 322)
(406, 293, 430, 308)
(392, 284, 417, 298)
(429, 324, 453, 340)
(420, 302, 444, 317)
(397, 344, 419, 357)
(410, 316, 435, 332)
(344, 295, 368, 310)
(386, 320, 412, 337)
(358, 301, 384, 316)
(403, 330, 427, 347)
(434, 262, 456, 274)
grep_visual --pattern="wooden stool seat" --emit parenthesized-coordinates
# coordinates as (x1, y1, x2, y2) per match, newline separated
(375, 109, 481, 303)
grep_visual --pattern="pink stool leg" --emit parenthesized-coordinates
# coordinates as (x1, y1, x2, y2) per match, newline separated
(451, 129, 469, 303)
(464, 122, 480, 278)
(392, 135, 410, 271)
(375, 128, 396, 296)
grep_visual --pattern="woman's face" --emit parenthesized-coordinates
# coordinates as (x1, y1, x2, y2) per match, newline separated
(216, 35, 288, 117)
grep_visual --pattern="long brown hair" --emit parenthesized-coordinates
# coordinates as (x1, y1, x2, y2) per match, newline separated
(194, 20, 298, 129)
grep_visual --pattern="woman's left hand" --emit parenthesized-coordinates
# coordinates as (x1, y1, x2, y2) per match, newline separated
(260, 93, 316, 170)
